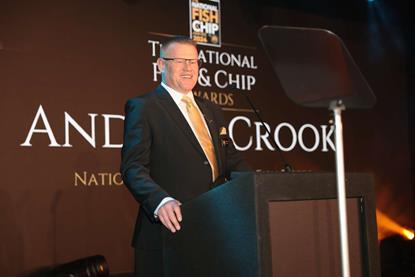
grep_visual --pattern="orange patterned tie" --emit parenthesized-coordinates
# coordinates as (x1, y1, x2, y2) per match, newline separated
(182, 95, 219, 181)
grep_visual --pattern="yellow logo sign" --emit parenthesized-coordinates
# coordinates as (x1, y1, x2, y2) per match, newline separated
(190, 0, 221, 47)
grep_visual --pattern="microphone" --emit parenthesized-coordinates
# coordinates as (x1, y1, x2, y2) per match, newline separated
(229, 85, 293, 172)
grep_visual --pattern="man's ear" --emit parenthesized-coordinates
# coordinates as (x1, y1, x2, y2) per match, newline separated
(157, 58, 165, 73)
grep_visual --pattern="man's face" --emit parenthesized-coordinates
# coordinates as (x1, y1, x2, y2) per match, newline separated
(157, 43, 199, 94)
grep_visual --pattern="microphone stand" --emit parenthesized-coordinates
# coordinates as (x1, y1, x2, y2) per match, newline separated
(240, 91, 293, 172)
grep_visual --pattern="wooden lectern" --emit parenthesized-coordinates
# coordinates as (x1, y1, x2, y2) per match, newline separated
(162, 172, 380, 277)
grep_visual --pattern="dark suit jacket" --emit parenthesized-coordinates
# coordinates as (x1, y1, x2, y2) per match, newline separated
(121, 85, 250, 250)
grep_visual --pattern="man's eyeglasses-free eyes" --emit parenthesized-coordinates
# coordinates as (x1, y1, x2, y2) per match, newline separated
(161, 57, 202, 67)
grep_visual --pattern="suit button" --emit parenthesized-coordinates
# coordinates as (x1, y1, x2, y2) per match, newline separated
(203, 161, 209, 165)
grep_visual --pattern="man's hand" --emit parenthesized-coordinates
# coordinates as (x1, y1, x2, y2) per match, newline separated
(157, 200, 182, 233)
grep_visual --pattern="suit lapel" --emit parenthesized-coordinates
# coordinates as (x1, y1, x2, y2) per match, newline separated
(194, 97, 224, 176)
(155, 86, 206, 159)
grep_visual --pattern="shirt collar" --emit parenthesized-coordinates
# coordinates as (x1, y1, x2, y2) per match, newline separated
(161, 82, 195, 106)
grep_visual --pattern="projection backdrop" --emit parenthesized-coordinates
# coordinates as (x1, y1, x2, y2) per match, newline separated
(0, 0, 412, 275)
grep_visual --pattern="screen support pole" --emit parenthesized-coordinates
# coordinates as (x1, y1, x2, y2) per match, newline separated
(330, 100, 350, 277)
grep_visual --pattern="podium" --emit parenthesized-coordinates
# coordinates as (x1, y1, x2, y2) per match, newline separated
(162, 172, 380, 277)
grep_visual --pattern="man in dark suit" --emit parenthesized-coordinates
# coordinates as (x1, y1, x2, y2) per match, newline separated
(121, 36, 249, 276)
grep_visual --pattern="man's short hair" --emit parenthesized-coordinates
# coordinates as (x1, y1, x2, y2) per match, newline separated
(160, 36, 197, 57)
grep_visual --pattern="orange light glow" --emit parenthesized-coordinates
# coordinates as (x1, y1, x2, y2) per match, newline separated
(376, 210, 414, 240)
(402, 229, 415, 240)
